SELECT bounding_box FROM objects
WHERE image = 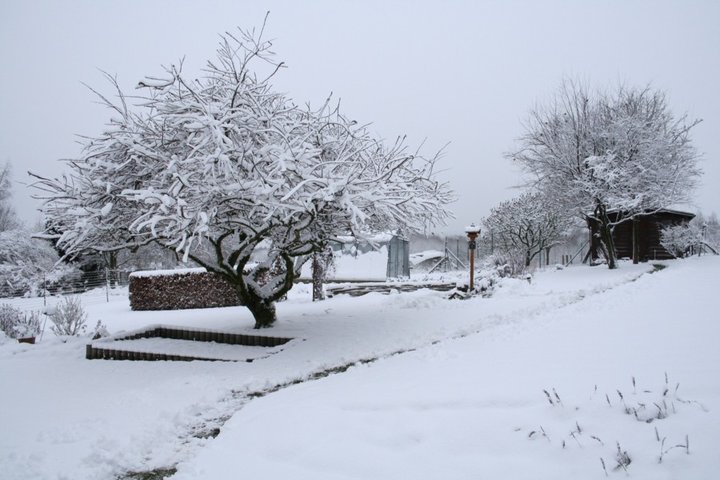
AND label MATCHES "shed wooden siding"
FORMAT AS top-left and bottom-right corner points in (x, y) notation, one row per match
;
(590, 210), (694, 262)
